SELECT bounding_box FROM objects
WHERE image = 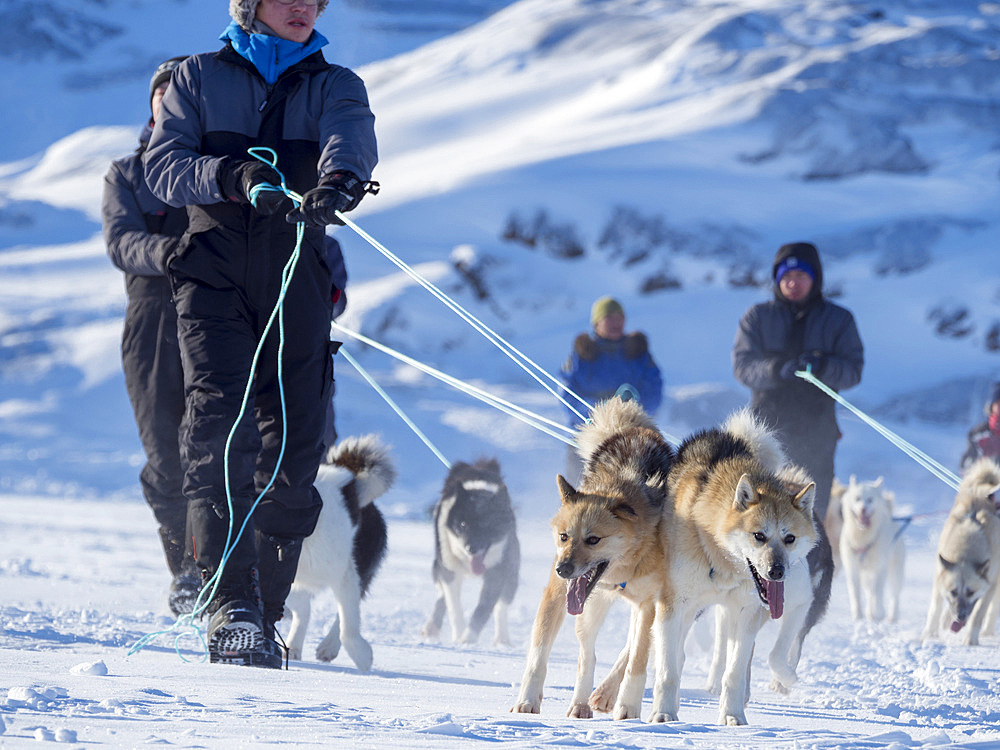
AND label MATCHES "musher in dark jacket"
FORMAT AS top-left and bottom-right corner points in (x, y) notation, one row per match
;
(144, 0), (377, 668)
(732, 242), (864, 521)
(103, 57), (199, 617)
(960, 382), (1000, 472)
